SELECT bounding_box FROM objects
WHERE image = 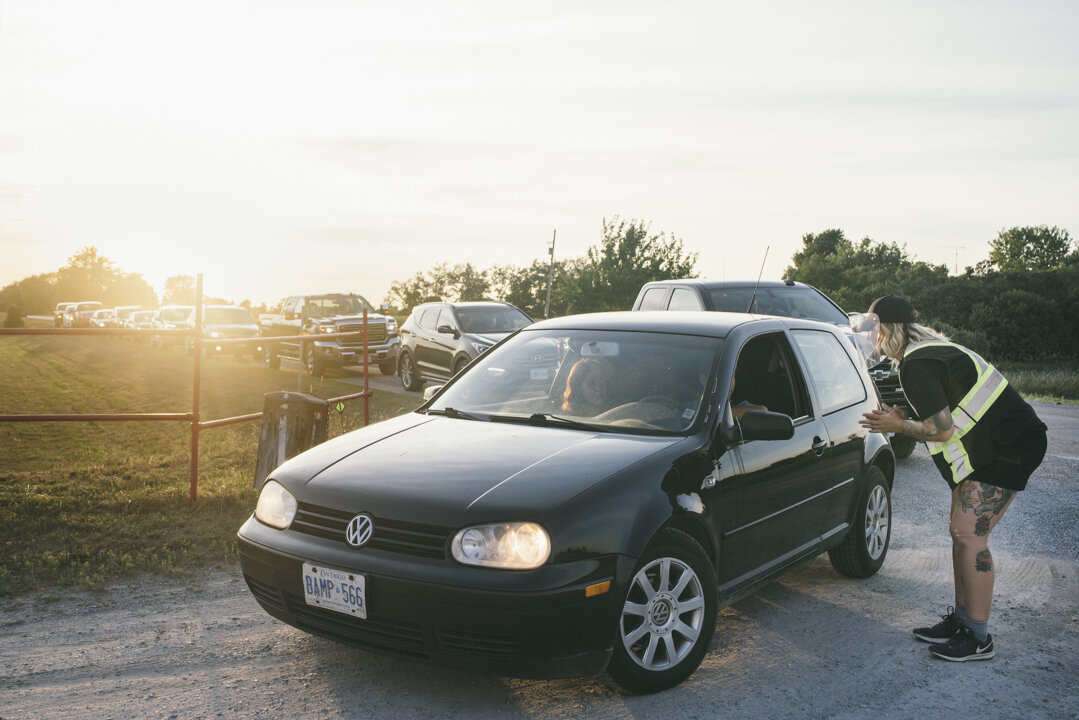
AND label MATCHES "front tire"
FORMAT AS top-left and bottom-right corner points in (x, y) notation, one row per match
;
(828, 465), (891, 578)
(452, 356), (469, 376)
(399, 352), (421, 391)
(603, 529), (717, 695)
(378, 360), (396, 376)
